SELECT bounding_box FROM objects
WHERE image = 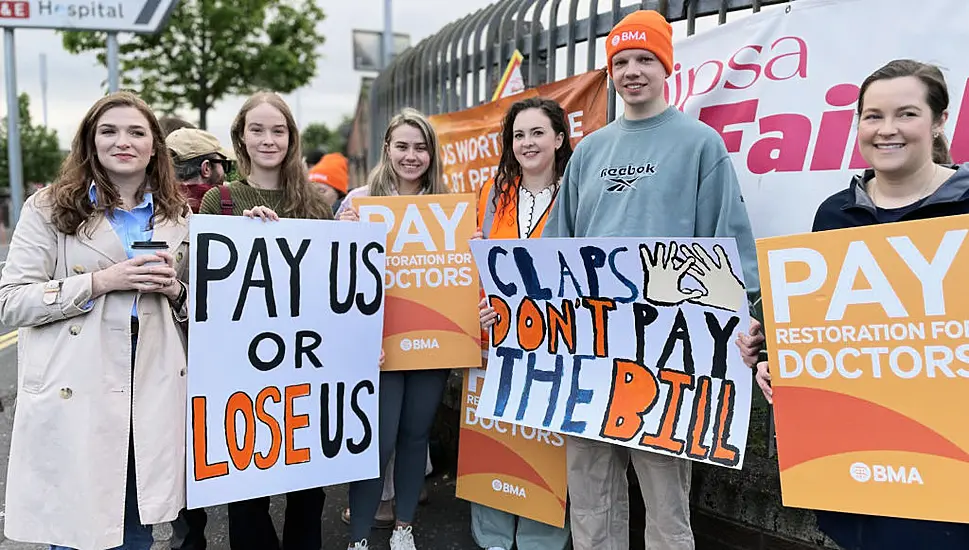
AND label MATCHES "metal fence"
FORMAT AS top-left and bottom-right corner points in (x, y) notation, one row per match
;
(365, 0), (793, 167)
